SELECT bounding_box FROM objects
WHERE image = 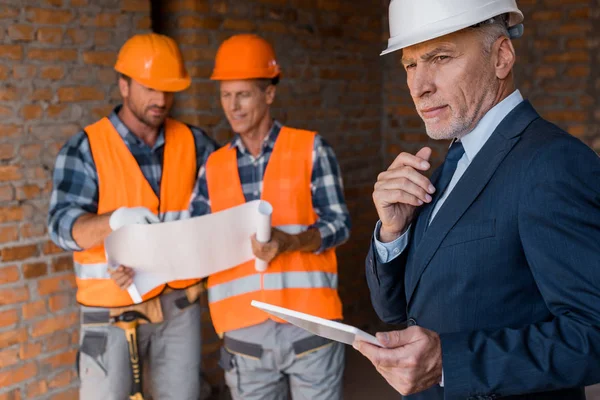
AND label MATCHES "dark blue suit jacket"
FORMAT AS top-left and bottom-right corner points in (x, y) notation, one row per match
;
(366, 101), (600, 400)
